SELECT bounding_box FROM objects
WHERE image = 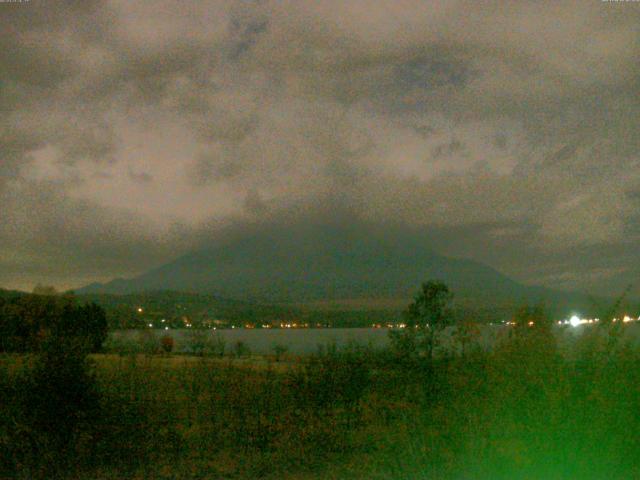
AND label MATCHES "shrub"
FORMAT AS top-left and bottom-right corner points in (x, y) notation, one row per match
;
(272, 343), (289, 362)
(137, 329), (159, 355)
(160, 336), (174, 354)
(103, 334), (137, 355)
(185, 330), (226, 357)
(233, 340), (250, 358)
(209, 333), (226, 357)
